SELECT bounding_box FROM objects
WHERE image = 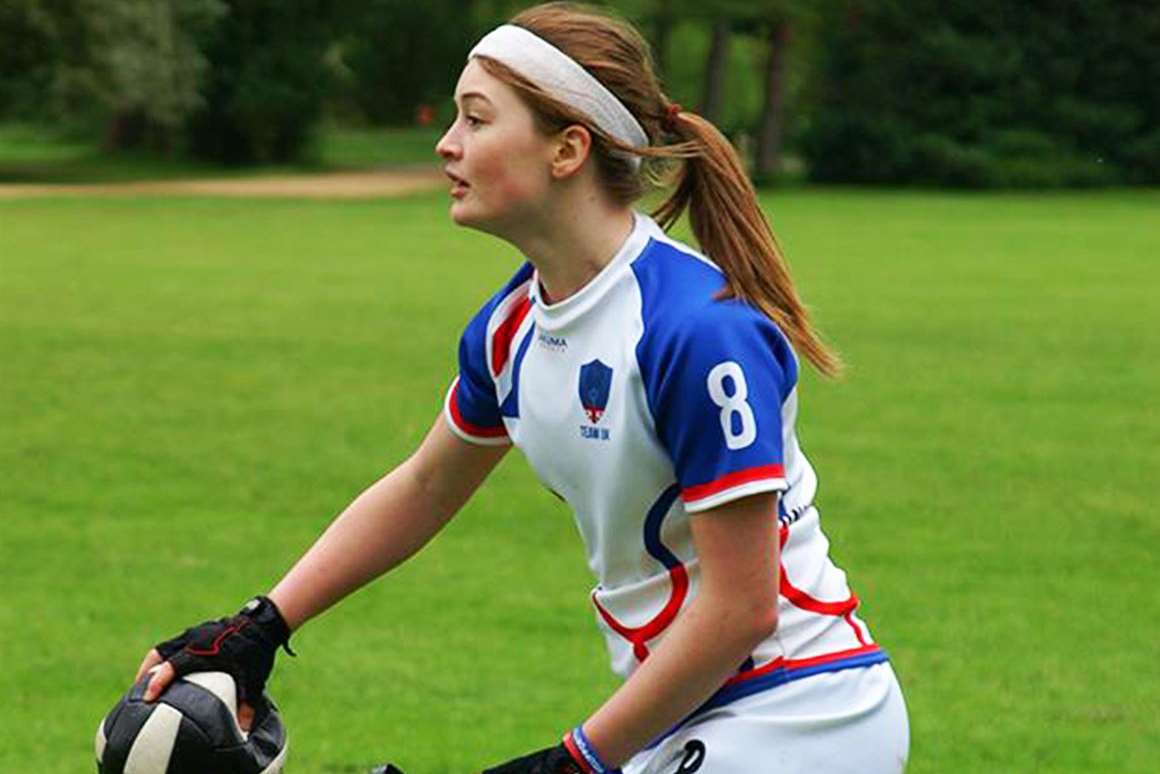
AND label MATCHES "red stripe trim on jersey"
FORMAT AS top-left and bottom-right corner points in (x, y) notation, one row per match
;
(777, 522), (860, 617)
(681, 464), (786, 504)
(592, 564), (689, 662)
(723, 643), (883, 686)
(844, 611), (869, 646)
(490, 295), (532, 376)
(447, 378), (508, 439)
(780, 572), (860, 617)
